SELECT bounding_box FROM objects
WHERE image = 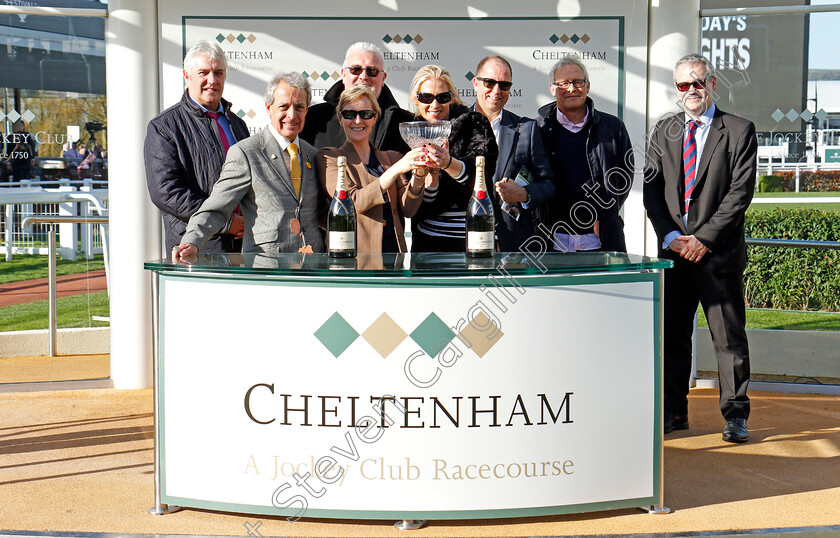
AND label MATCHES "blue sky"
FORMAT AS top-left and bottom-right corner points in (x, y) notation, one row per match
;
(809, 1), (840, 70)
